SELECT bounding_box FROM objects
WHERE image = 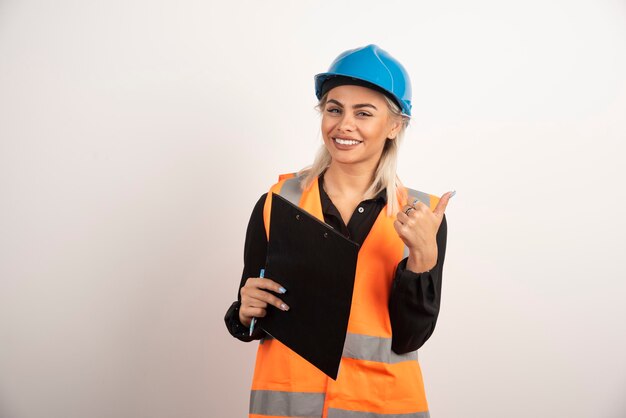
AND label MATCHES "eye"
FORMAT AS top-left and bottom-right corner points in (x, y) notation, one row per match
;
(356, 111), (372, 117)
(326, 107), (341, 114)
